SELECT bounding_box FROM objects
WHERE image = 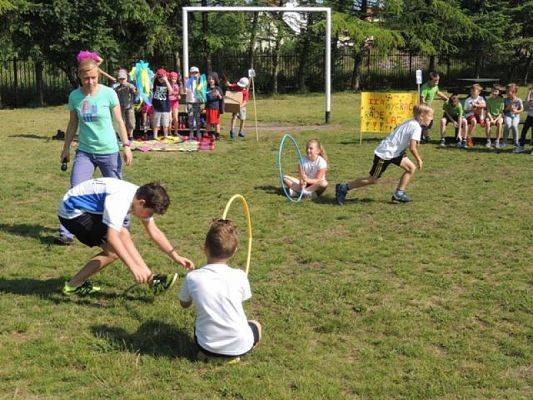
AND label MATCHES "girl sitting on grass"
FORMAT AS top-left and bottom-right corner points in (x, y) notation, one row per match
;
(283, 139), (328, 200)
